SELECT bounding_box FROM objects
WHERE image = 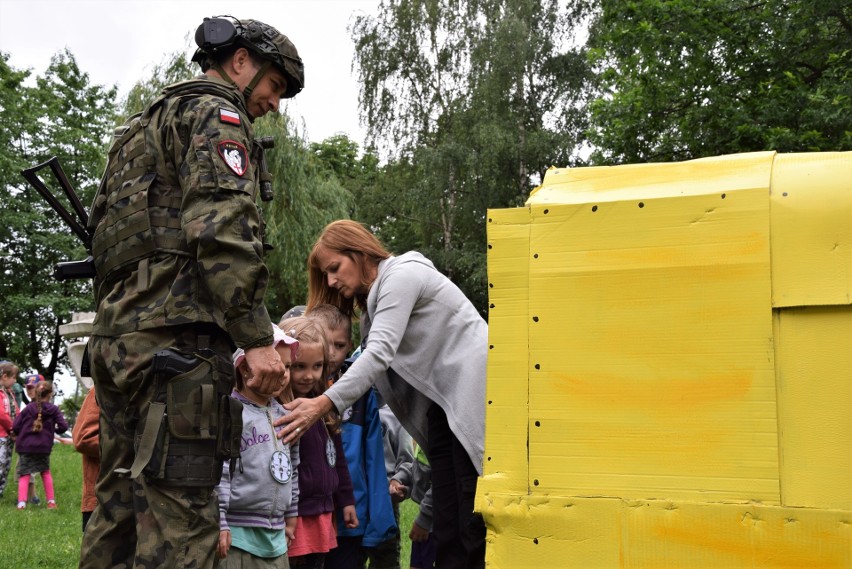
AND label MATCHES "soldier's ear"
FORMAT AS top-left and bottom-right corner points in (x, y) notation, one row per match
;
(227, 48), (253, 76)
